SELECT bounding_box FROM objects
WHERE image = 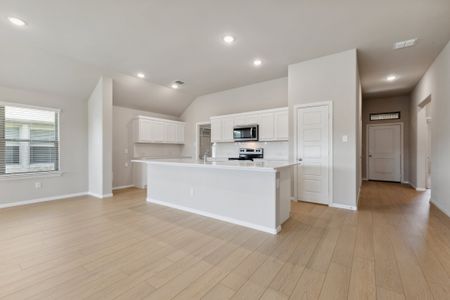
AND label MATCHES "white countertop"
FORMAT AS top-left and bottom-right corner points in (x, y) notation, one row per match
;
(132, 158), (299, 172)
